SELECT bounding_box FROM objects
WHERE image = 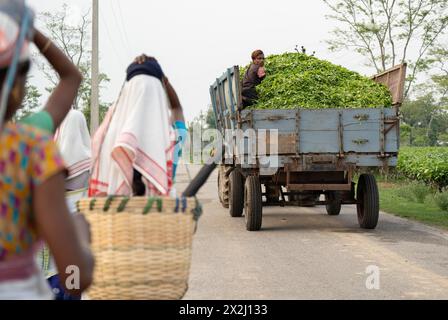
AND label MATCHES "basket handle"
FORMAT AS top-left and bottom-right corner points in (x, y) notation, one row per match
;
(89, 199), (97, 211)
(117, 197), (130, 212)
(174, 197), (189, 213)
(103, 196), (115, 212)
(143, 197), (163, 215)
